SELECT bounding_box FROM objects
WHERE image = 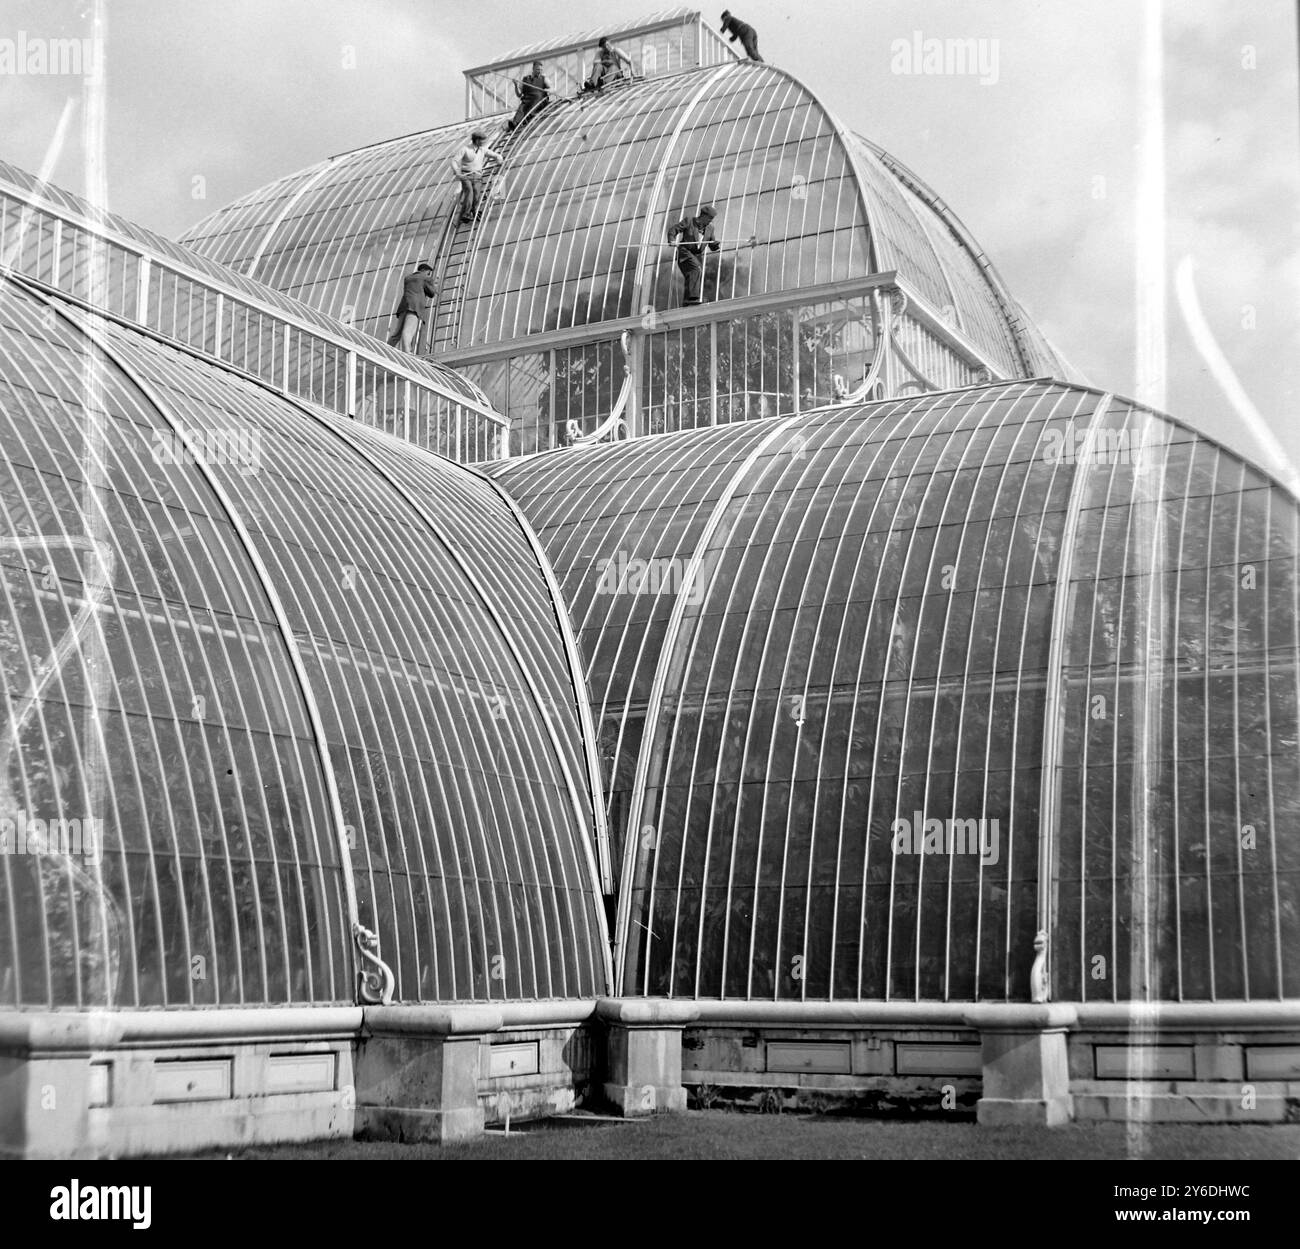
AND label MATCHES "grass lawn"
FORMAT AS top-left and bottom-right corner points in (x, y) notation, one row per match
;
(192, 1112), (1300, 1161)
